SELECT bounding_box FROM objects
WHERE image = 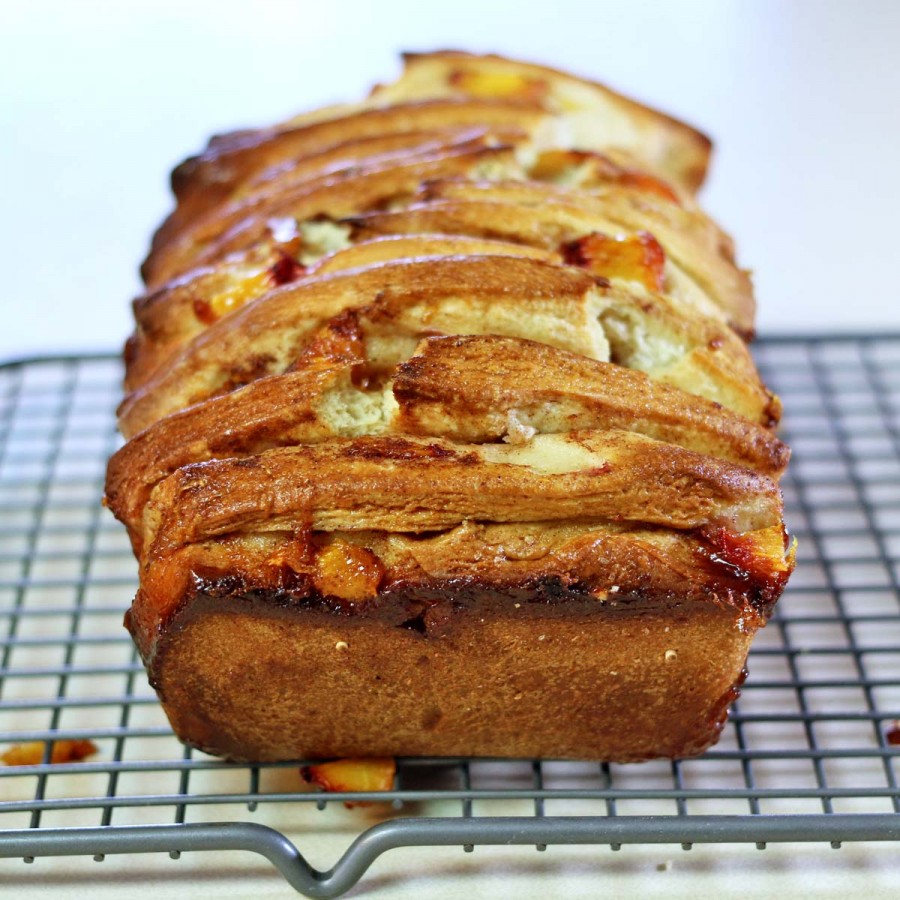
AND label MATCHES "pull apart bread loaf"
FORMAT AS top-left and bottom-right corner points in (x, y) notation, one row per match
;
(106, 51), (795, 763)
